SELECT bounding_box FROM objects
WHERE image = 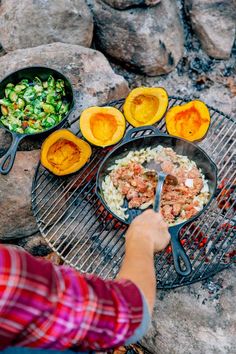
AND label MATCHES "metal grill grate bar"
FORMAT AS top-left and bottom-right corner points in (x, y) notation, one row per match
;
(46, 183), (97, 242)
(39, 154), (101, 225)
